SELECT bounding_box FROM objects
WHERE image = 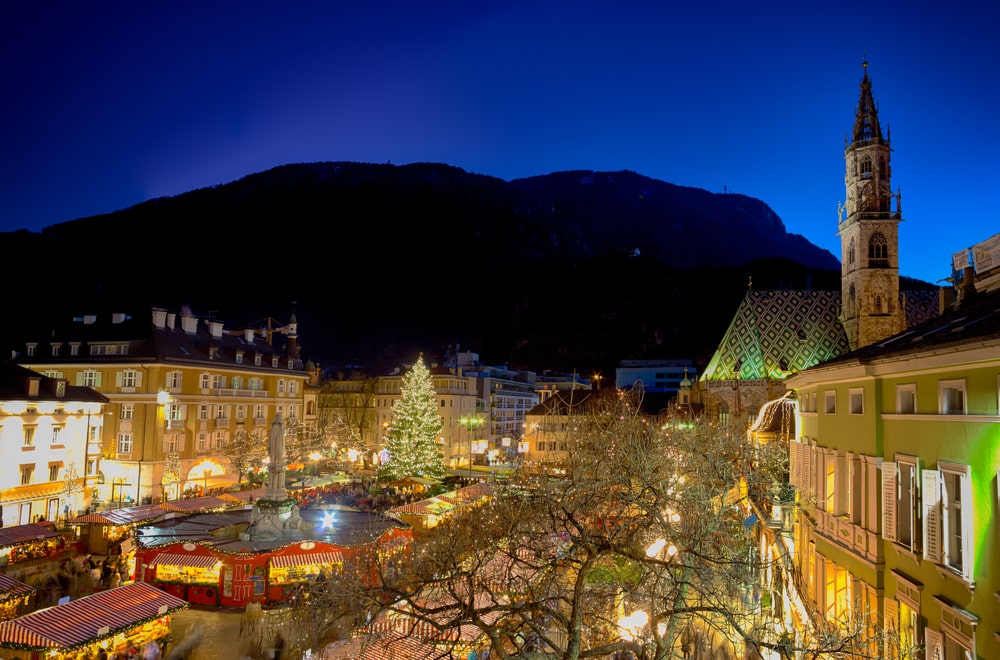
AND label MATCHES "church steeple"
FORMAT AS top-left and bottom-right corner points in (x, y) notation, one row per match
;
(839, 60), (903, 350)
